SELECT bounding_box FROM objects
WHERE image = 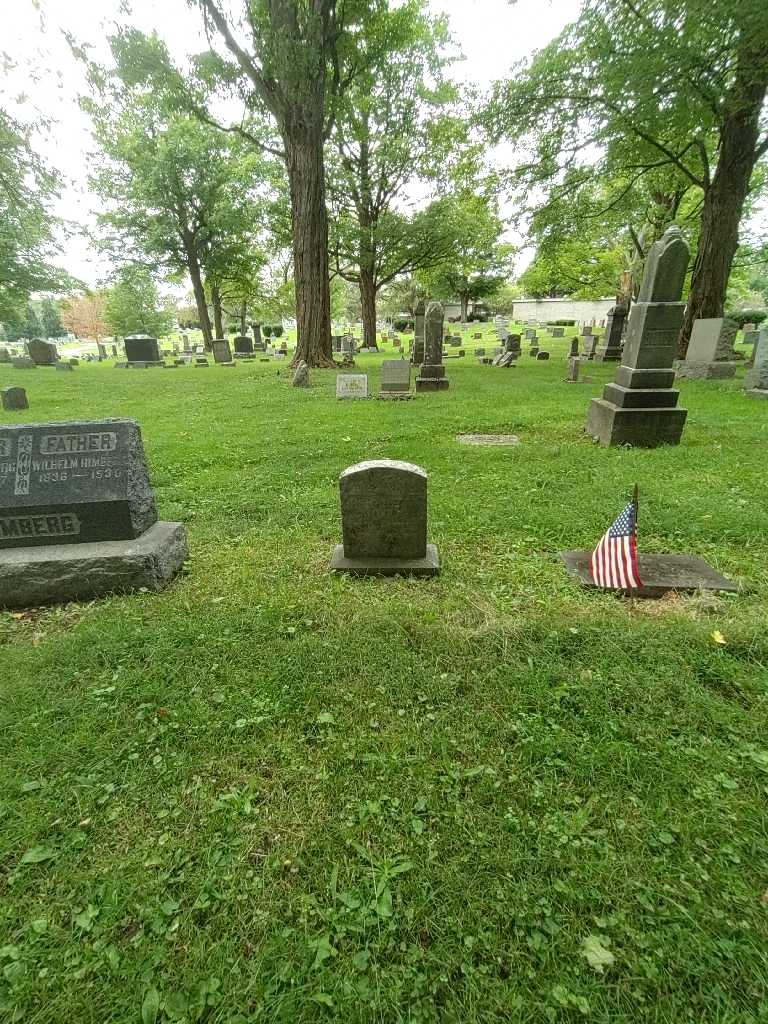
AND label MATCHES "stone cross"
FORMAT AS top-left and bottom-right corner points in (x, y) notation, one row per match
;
(330, 460), (440, 575)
